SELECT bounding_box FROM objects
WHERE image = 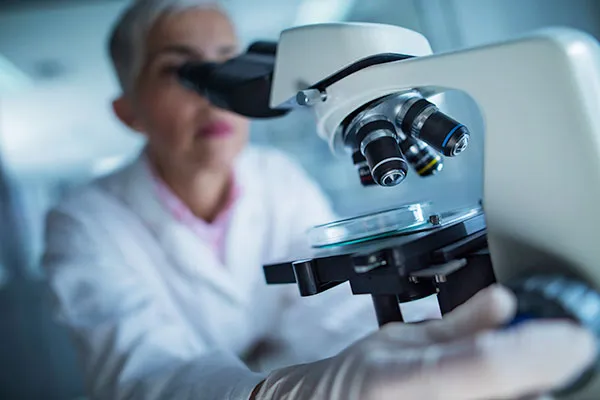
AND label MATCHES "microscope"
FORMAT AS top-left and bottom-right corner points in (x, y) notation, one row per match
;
(179, 23), (600, 398)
